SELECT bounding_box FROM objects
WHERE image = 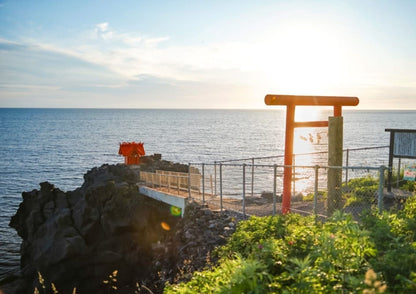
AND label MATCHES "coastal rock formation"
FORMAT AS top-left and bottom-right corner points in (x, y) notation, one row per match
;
(8, 161), (238, 293)
(148, 202), (239, 292)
